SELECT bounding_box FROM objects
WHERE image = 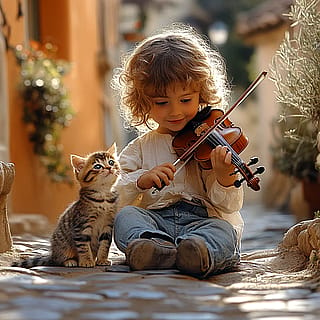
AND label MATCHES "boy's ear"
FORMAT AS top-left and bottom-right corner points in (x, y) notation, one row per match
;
(70, 155), (86, 173)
